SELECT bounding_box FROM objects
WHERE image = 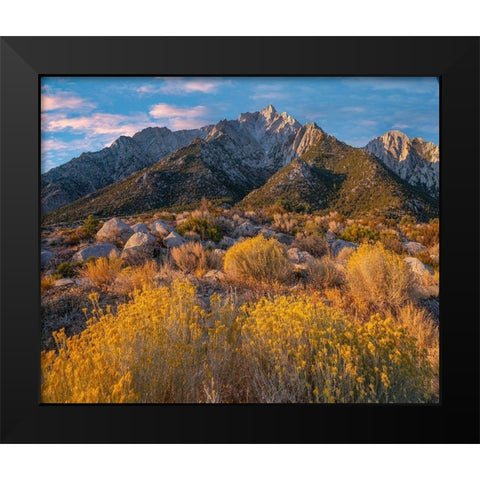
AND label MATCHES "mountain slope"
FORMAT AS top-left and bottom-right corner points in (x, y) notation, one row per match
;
(41, 125), (214, 213)
(42, 107), (326, 223)
(364, 130), (439, 198)
(241, 128), (438, 220)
